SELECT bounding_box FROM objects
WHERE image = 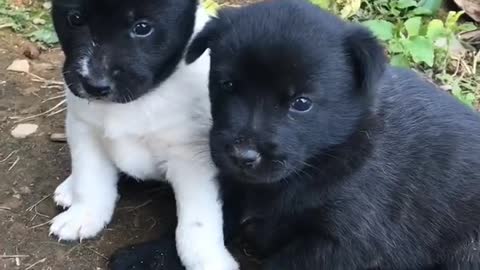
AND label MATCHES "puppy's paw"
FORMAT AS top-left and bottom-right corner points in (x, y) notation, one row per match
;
(176, 225), (239, 270)
(182, 247), (239, 270)
(53, 175), (74, 209)
(49, 203), (113, 241)
(109, 236), (185, 270)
